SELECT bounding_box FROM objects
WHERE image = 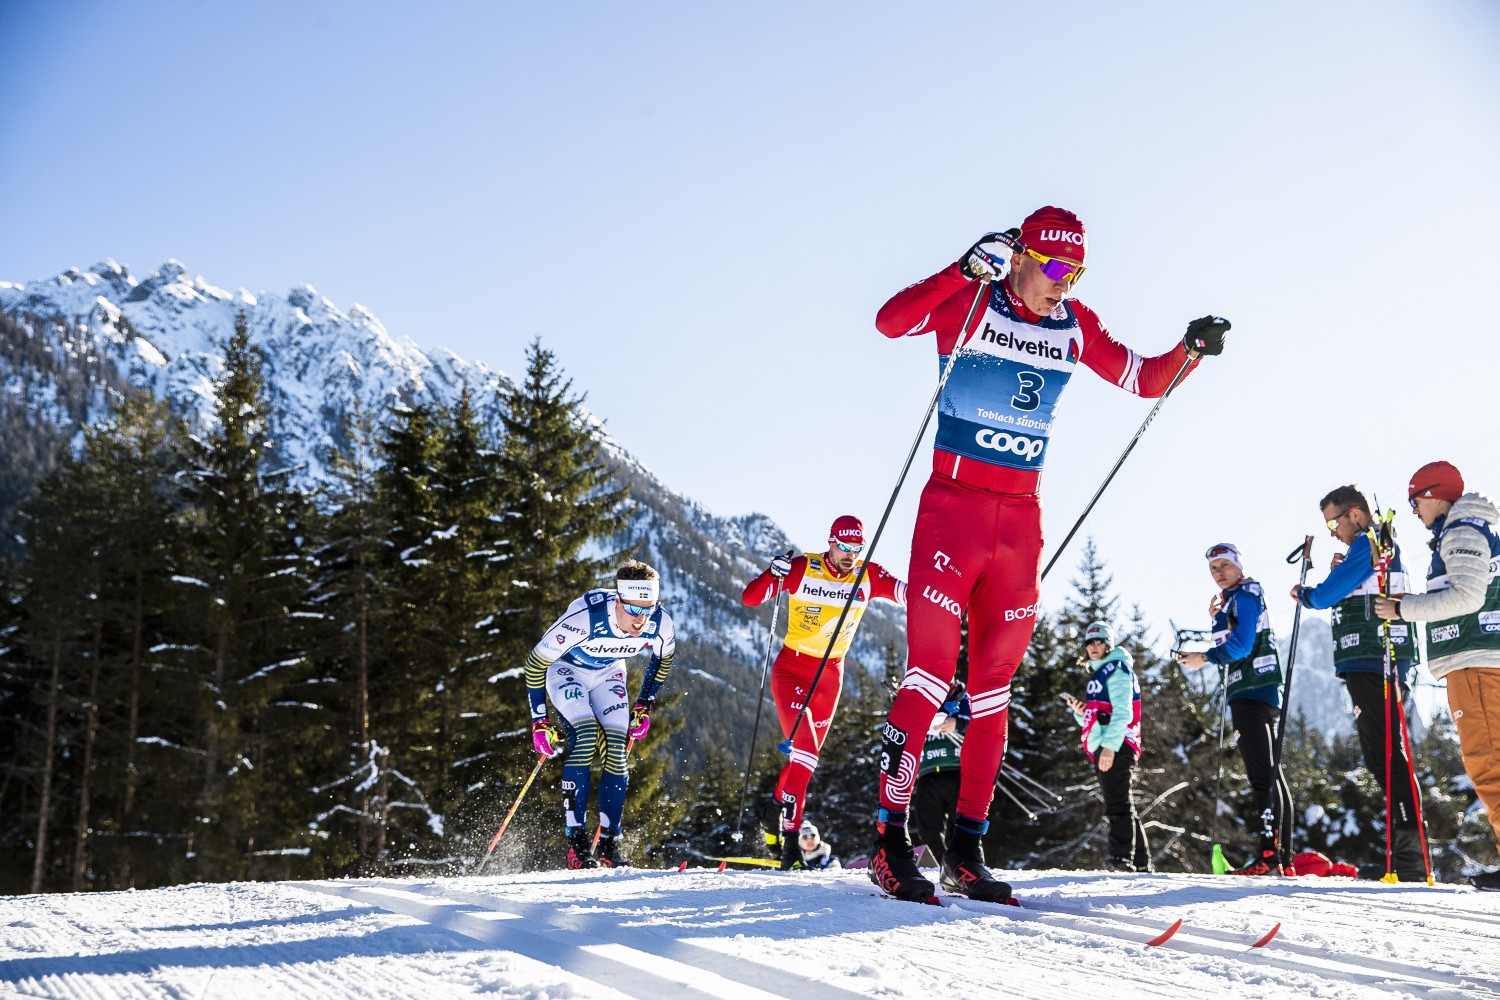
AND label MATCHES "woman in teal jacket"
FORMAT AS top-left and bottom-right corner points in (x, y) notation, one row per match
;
(1064, 622), (1151, 873)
